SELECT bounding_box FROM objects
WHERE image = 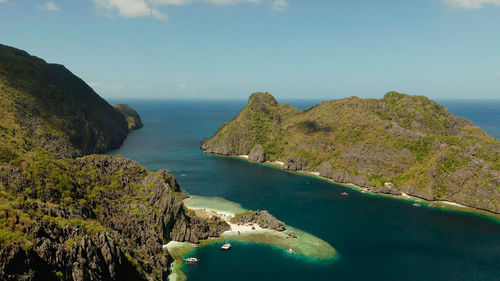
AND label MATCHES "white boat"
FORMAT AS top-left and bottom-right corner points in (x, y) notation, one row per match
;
(221, 243), (232, 250)
(184, 257), (199, 264)
(287, 248), (295, 254)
